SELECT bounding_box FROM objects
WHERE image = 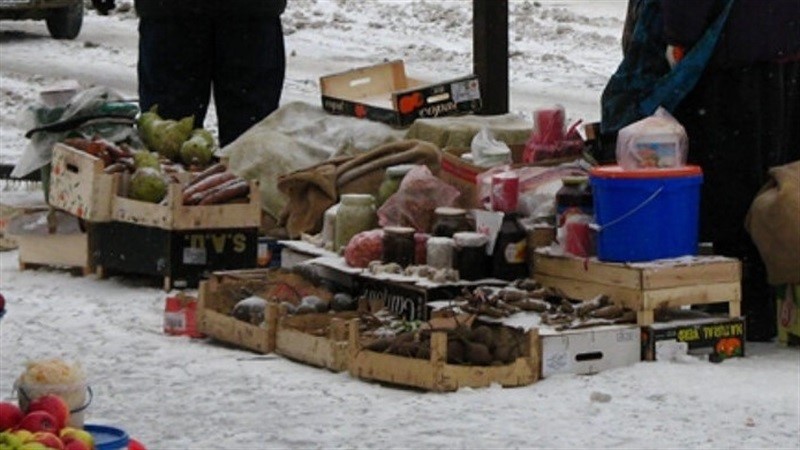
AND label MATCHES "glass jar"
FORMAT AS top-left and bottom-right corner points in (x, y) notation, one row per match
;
(426, 236), (455, 269)
(431, 207), (471, 237)
(334, 194), (377, 251)
(382, 226), (416, 267)
(453, 232), (490, 281)
(376, 164), (415, 207)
